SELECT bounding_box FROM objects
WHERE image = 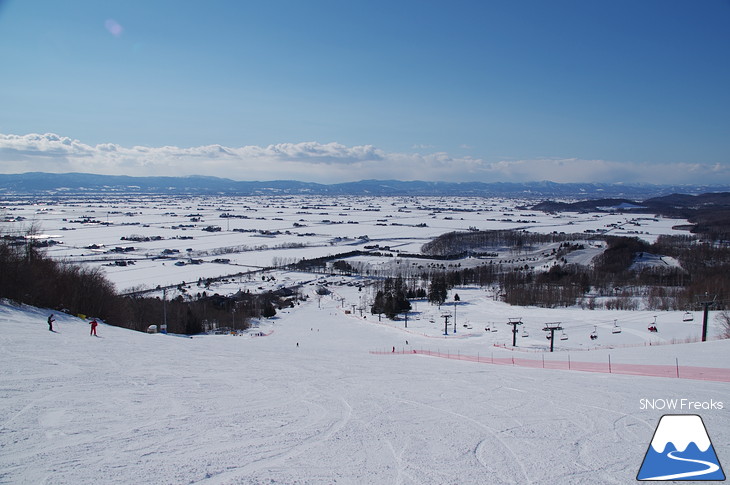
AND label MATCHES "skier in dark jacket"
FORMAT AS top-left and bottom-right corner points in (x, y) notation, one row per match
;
(48, 314), (55, 331)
